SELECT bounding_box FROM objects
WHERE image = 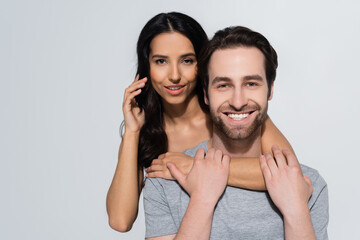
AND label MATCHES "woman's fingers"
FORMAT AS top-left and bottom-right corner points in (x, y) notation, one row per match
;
(123, 89), (142, 111)
(150, 159), (163, 165)
(133, 74), (139, 83)
(146, 170), (173, 180)
(145, 159), (165, 172)
(123, 78), (147, 104)
(145, 164), (163, 173)
(166, 163), (185, 184)
(124, 78), (147, 96)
